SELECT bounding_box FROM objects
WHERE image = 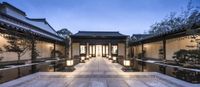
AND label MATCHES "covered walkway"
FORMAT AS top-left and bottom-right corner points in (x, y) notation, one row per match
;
(1, 58), (199, 87)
